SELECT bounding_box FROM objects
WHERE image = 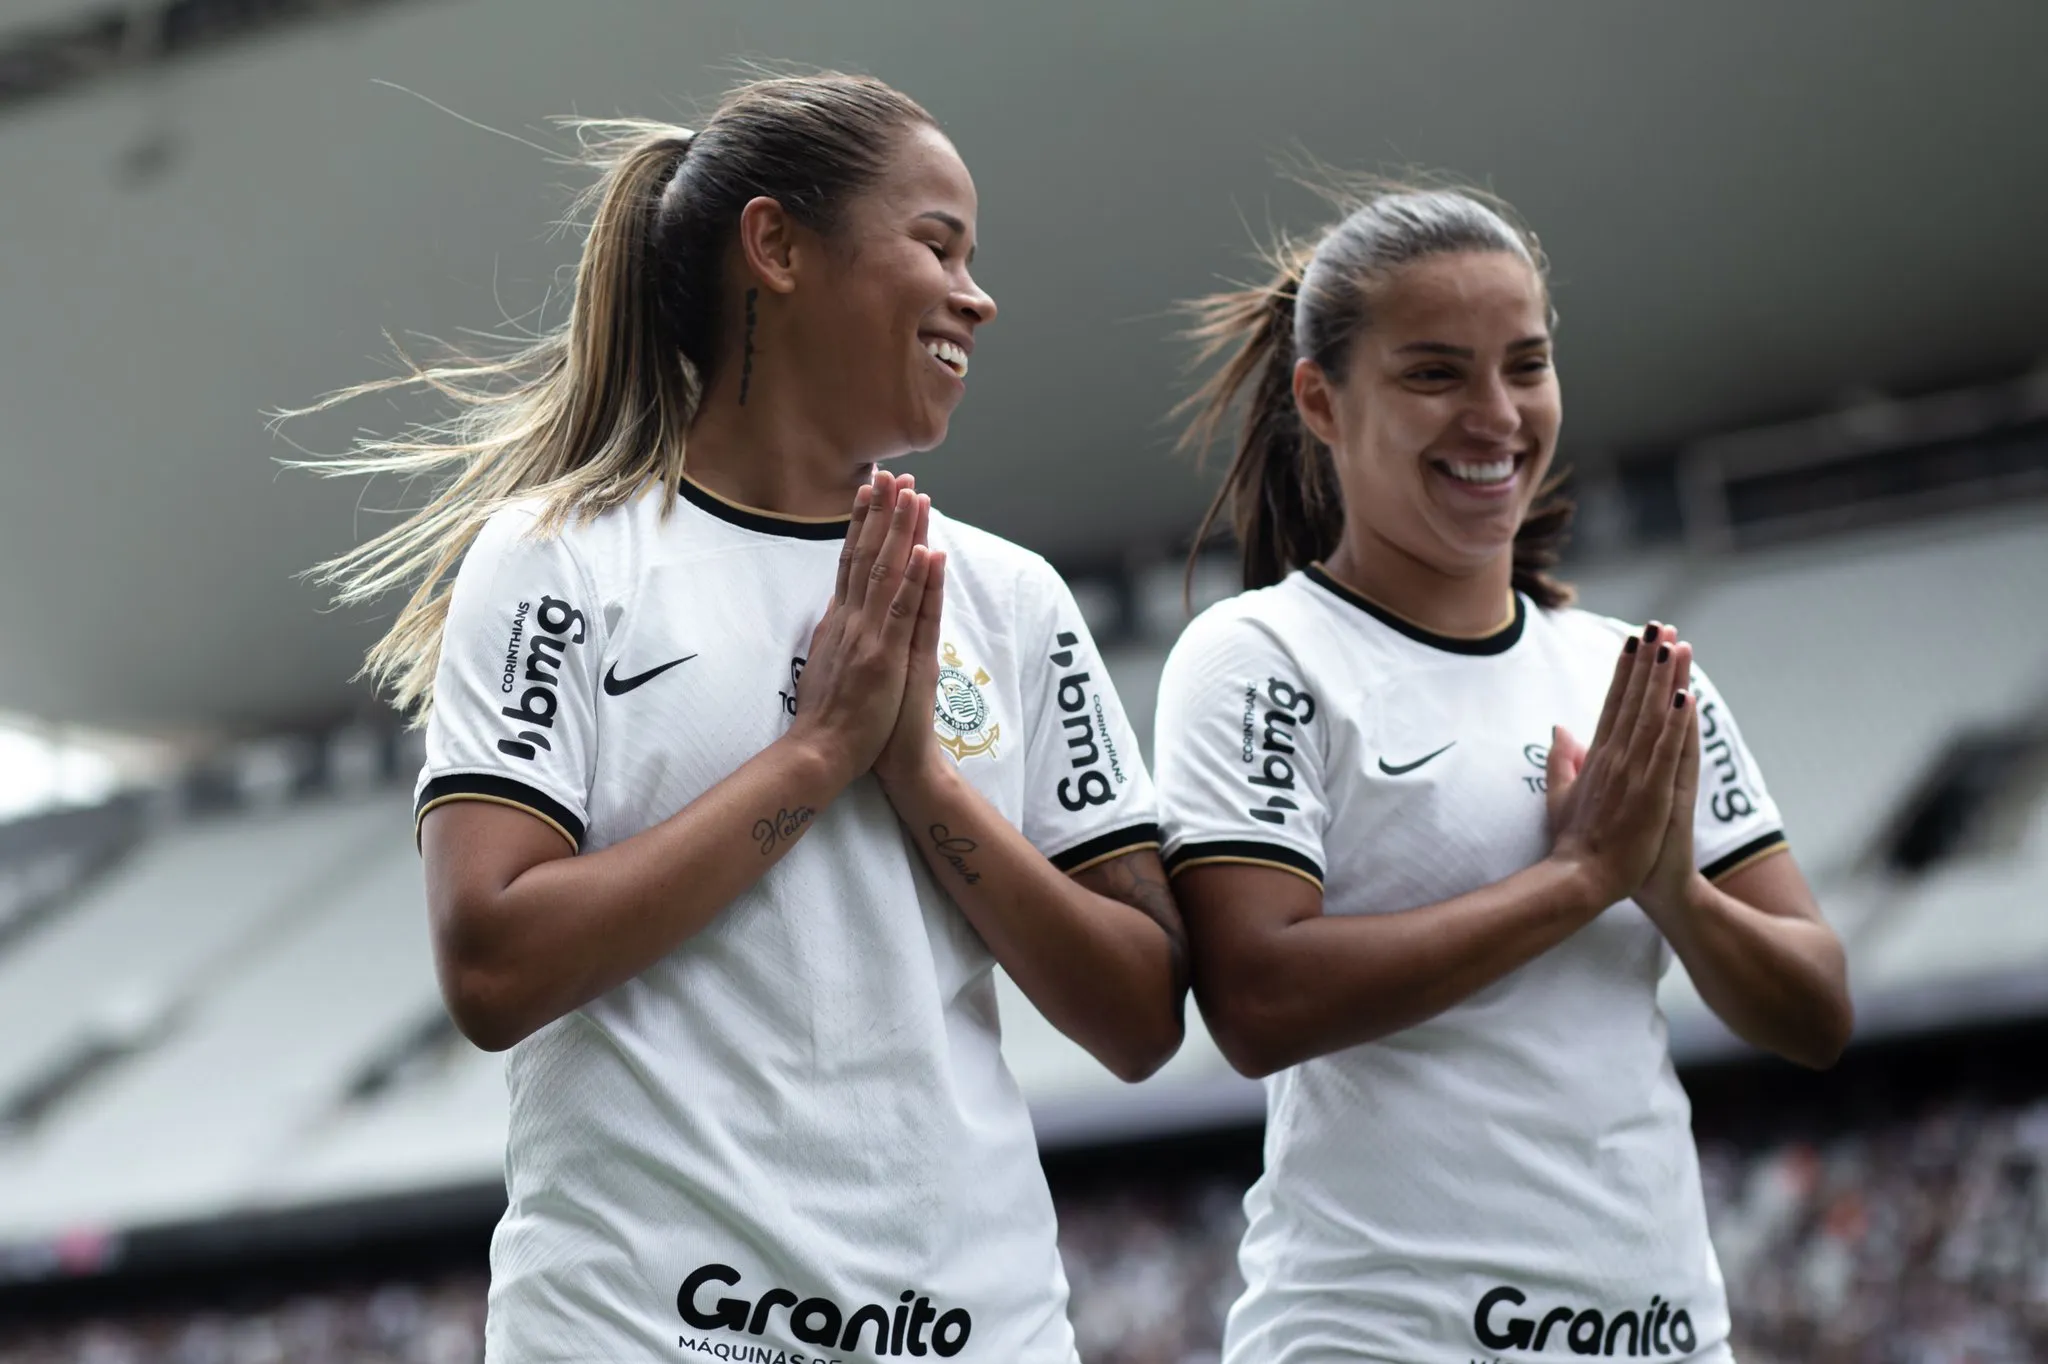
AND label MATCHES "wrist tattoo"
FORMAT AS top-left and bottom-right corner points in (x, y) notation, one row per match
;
(754, 806), (813, 855)
(928, 823), (981, 885)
